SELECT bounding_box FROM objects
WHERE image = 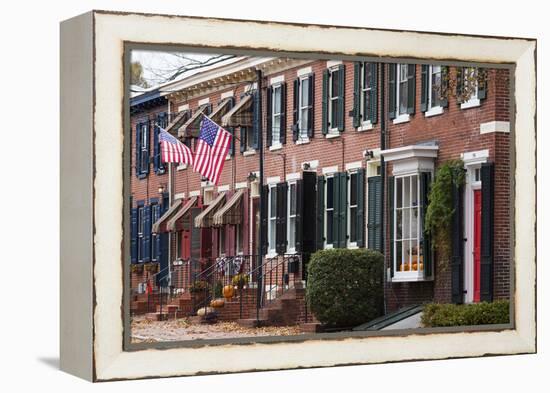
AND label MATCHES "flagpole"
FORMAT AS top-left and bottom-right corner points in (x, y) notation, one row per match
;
(256, 68), (264, 322)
